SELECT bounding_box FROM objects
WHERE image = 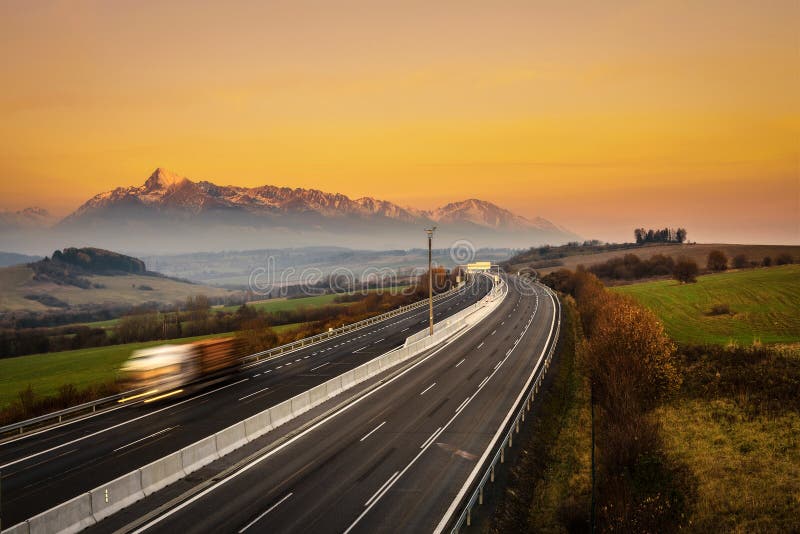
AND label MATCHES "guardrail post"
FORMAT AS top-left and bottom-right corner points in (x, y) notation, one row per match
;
(500, 446), (505, 464)
(490, 464), (495, 482)
(515, 419), (520, 433)
(479, 485), (484, 505)
(466, 506), (471, 526)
